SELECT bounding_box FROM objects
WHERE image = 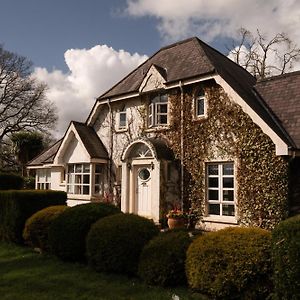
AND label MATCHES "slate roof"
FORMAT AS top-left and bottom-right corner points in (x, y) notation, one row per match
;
(27, 121), (108, 166)
(27, 139), (62, 166)
(98, 36), (296, 149)
(255, 71), (300, 149)
(72, 121), (108, 159)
